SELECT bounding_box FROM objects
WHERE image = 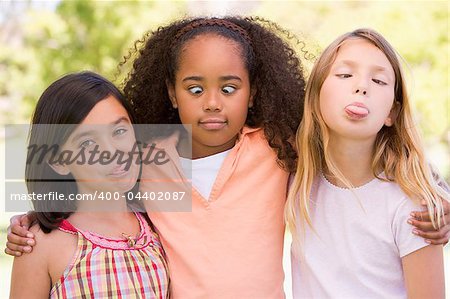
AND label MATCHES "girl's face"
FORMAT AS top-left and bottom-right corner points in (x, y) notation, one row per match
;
(168, 33), (254, 158)
(52, 96), (139, 194)
(319, 39), (397, 141)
